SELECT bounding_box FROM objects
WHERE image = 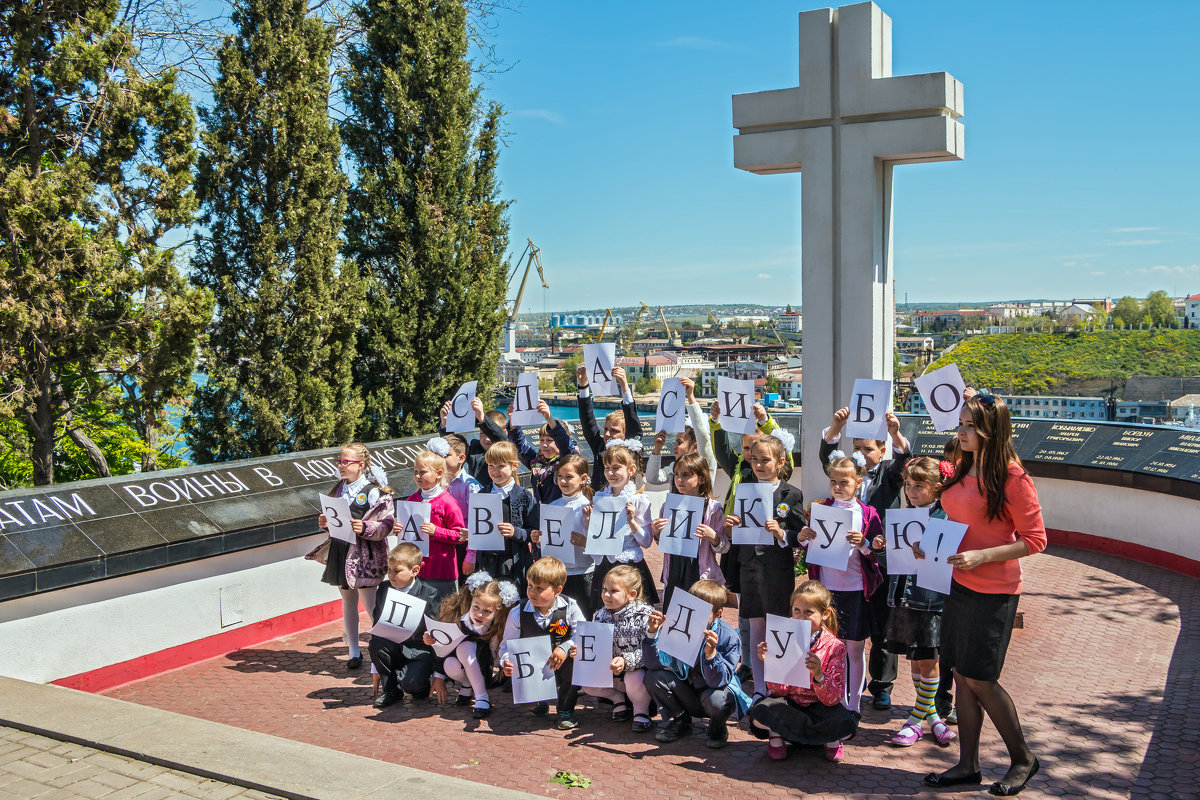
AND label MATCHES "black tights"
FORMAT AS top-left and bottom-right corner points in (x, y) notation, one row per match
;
(945, 670), (1035, 784)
